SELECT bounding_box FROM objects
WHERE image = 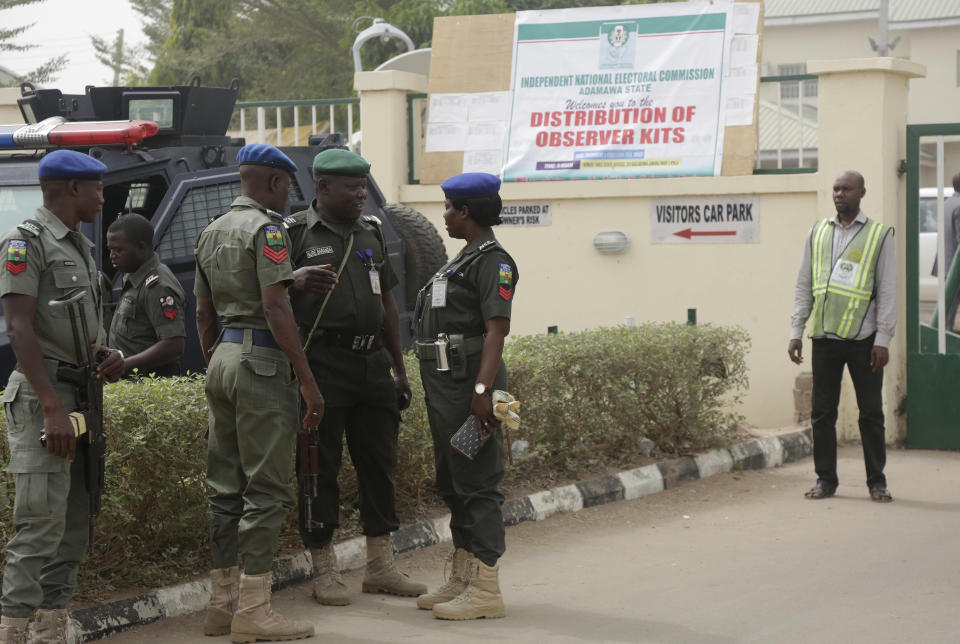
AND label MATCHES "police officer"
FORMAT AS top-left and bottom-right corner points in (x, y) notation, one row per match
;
(99, 213), (185, 379)
(286, 148), (426, 605)
(0, 150), (123, 644)
(194, 144), (322, 642)
(414, 173), (518, 620)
